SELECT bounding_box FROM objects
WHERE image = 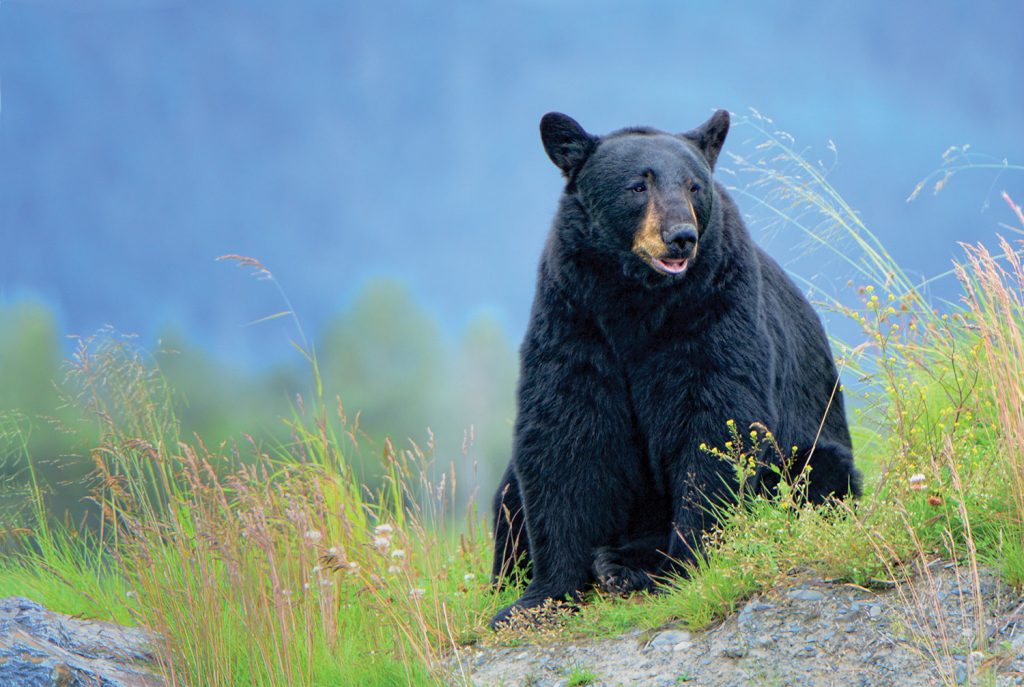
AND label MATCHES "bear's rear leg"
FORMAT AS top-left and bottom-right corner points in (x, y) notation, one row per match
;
(593, 534), (670, 594)
(801, 440), (862, 503)
(491, 465), (531, 588)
